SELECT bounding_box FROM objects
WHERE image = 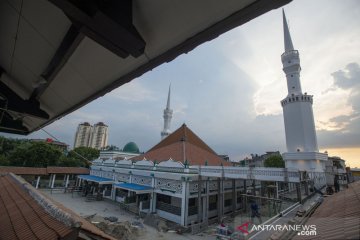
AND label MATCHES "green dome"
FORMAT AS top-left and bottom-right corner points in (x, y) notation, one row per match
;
(123, 142), (140, 153)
